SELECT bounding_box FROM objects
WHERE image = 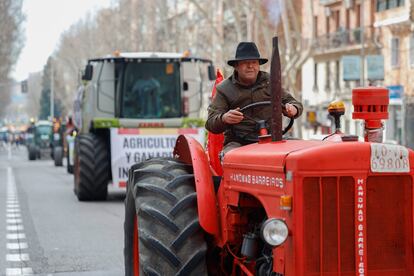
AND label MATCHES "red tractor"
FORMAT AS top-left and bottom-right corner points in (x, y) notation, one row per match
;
(124, 38), (414, 275)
